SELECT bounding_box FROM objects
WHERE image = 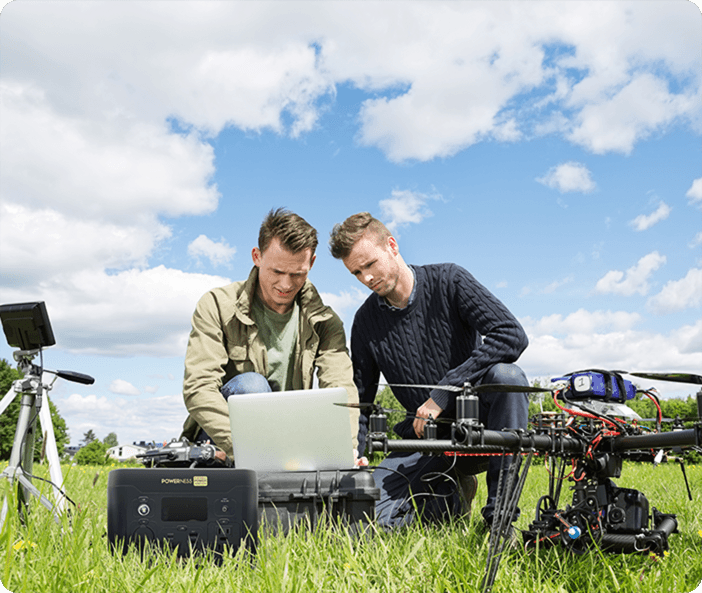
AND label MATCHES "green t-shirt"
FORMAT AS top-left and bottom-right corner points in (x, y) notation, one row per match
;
(250, 295), (300, 391)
